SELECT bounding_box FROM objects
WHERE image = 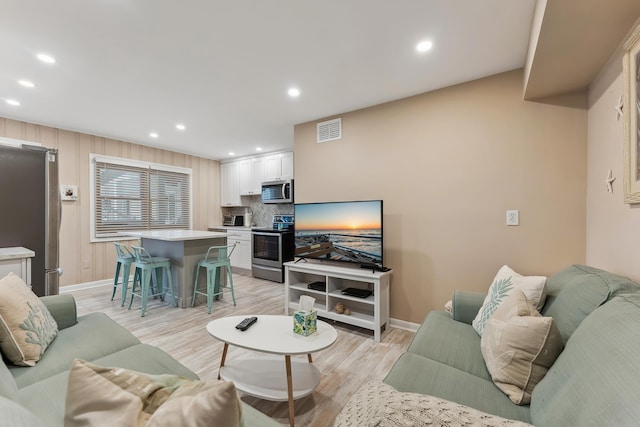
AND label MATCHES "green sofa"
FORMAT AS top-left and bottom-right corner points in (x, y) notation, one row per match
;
(0, 294), (280, 427)
(382, 264), (640, 426)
